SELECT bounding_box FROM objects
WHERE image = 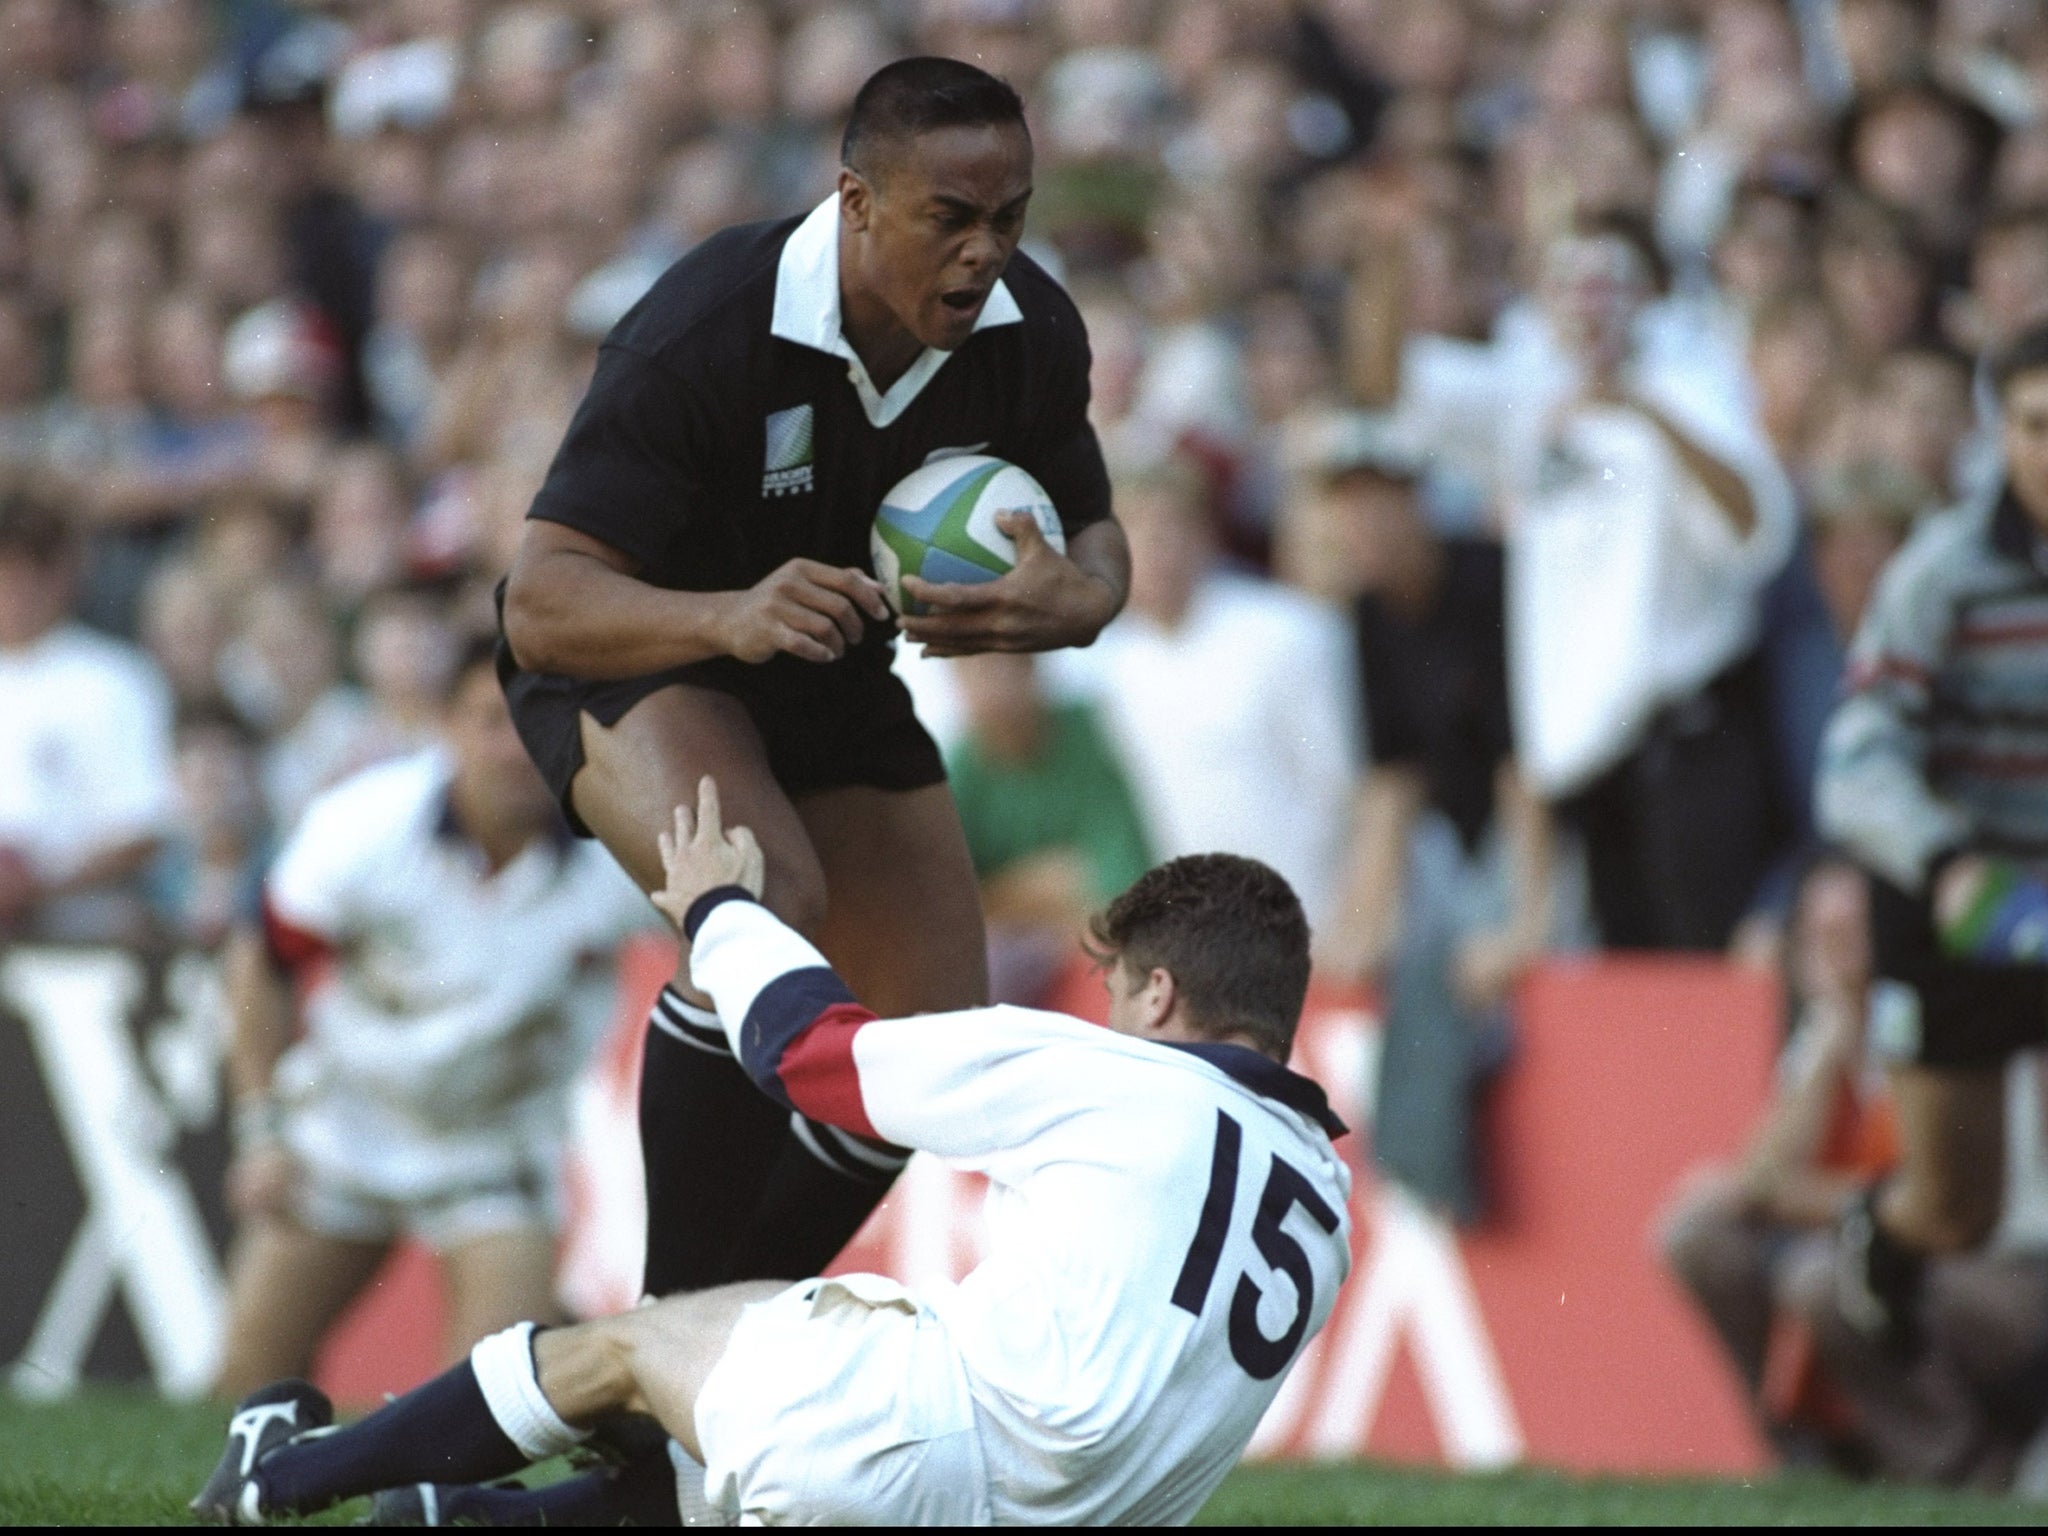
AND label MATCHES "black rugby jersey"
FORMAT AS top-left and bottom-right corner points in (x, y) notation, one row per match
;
(527, 194), (1113, 672)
